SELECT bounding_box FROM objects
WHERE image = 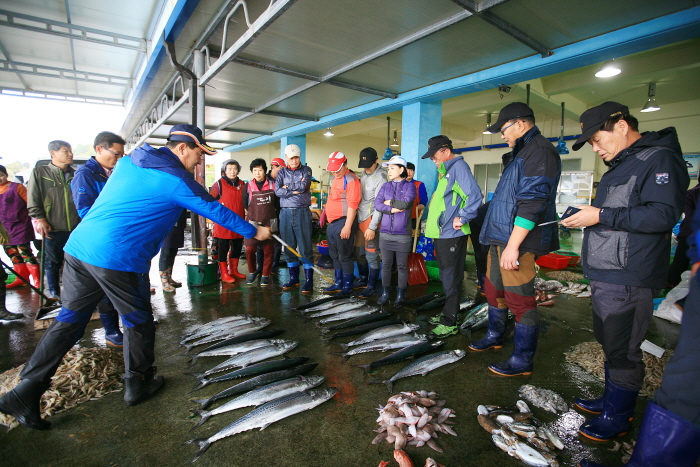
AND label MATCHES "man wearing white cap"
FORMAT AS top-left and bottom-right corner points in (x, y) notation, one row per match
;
(275, 144), (315, 293)
(322, 151), (361, 295)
